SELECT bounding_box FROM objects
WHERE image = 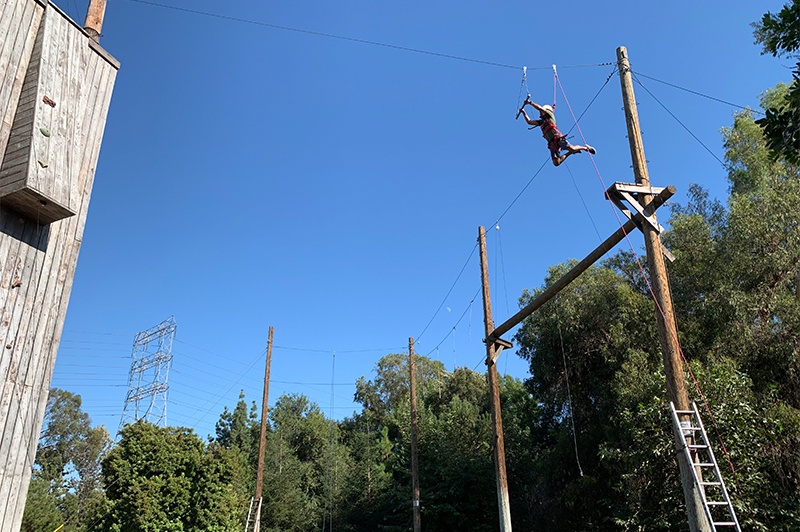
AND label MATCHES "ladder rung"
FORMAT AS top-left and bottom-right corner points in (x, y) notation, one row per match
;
(673, 409), (695, 414)
(700, 481), (721, 486)
(707, 501), (729, 506)
(713, 522), (737, 526)
(688, 444), (708, 449)
(694, 462), (715, 467)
